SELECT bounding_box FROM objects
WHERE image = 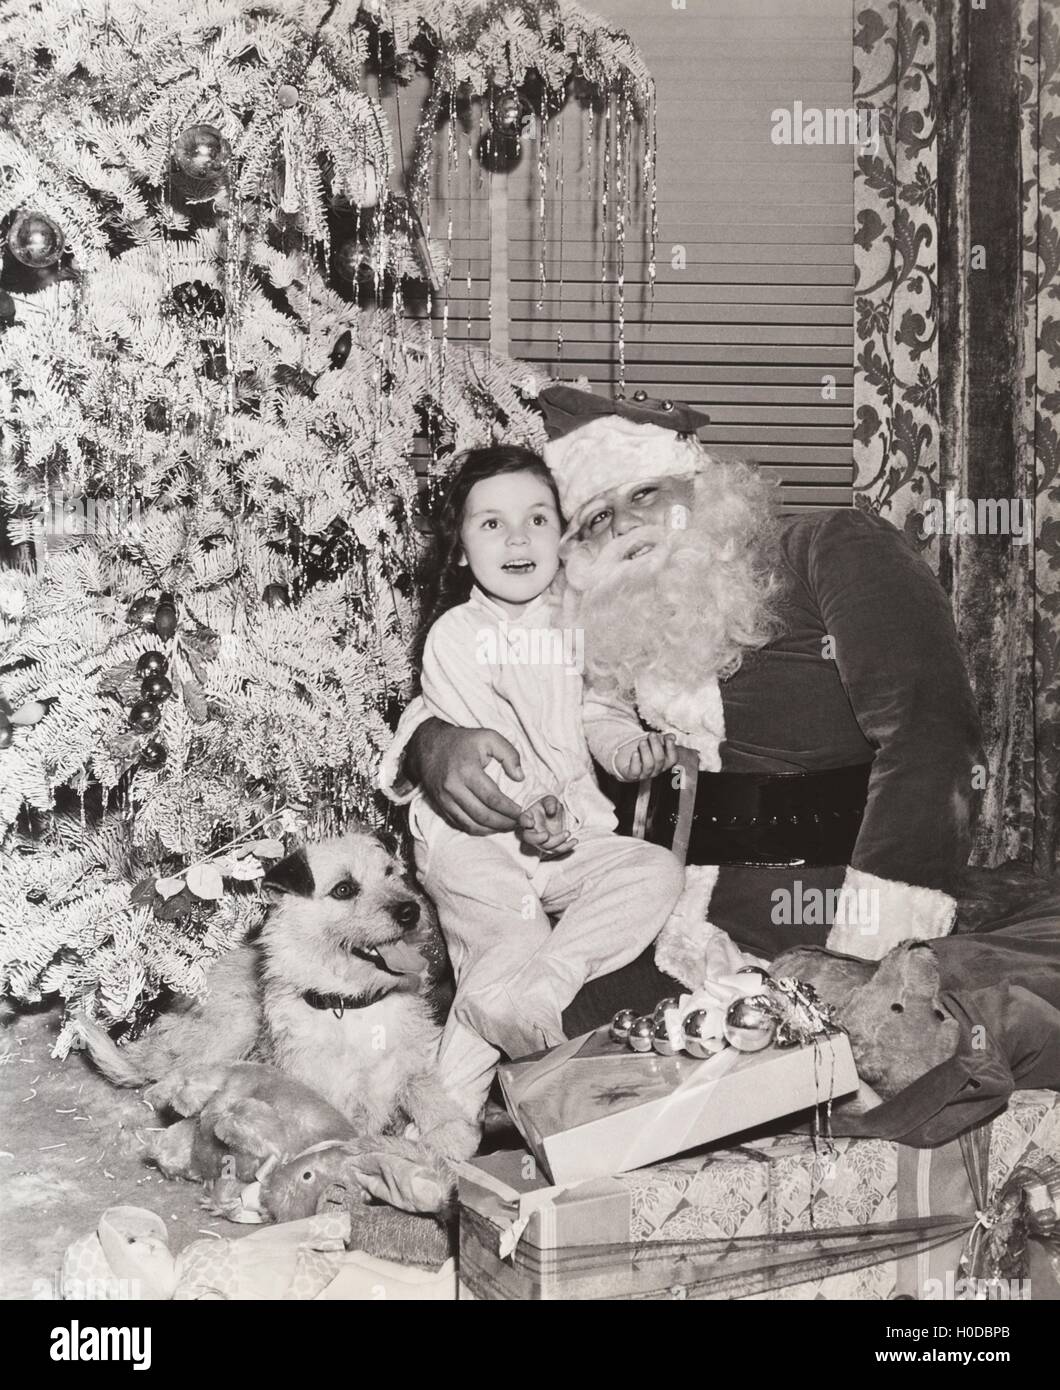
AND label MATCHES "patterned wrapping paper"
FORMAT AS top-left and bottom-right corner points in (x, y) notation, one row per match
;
(457, 1090), (1060, 1301)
